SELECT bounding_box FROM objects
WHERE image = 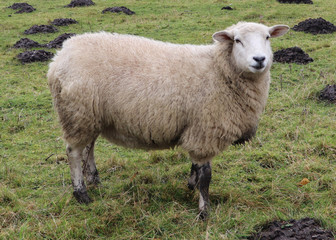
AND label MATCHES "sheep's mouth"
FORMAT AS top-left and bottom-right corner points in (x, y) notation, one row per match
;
(249, 64), (265, 73)
(251, 63), (265, 70)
